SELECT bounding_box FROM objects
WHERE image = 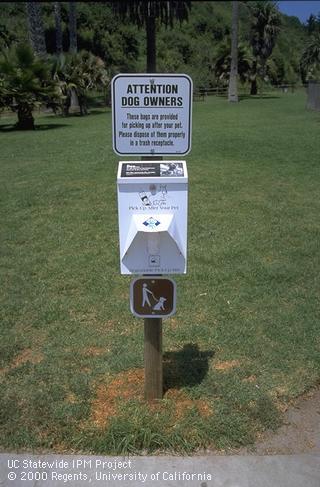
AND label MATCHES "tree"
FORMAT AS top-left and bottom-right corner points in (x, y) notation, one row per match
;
(214, 39), (253, 86)
(54, 2), (63, 54)
(52, 50), (109, 116)
(67, 2), (79, 112)
(228, 1), (239, 102)
(0, 76), (10, 112)
(248, 1), (281, 95)
(0, 23), (14, 50)
(306, 14), (320, 35)
(0, 45), (60, 129)
(69, 1), (77, 53)
(111, 1), (191, 72)
(25, 2), (46, 57)
(301, 32), (320, 80)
